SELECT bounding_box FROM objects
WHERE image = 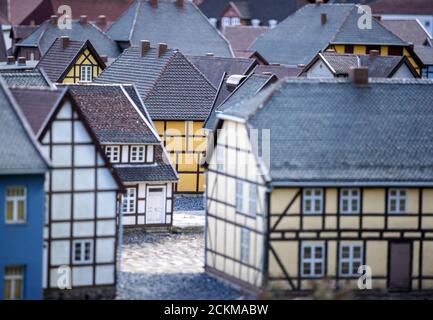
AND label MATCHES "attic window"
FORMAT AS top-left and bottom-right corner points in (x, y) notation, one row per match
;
(80, 65), (92, 82)
(344, 45), (354, 54)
